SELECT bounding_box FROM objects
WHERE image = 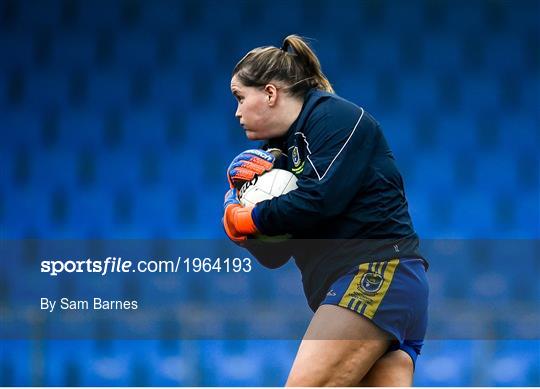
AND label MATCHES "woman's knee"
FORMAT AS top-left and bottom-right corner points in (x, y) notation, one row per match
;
(359, 349), (414, 386)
